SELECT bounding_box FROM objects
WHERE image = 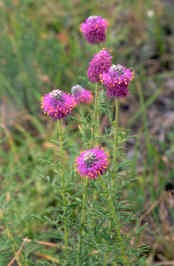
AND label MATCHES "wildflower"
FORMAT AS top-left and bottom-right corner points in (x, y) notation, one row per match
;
(88, 49), (112, 83)
(101, 64), (134, 98)
(76, 147), (109, 179)
(80, 16), (108, 44)
(41, 89), (76, 120)
(71, 84), (93, 104)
